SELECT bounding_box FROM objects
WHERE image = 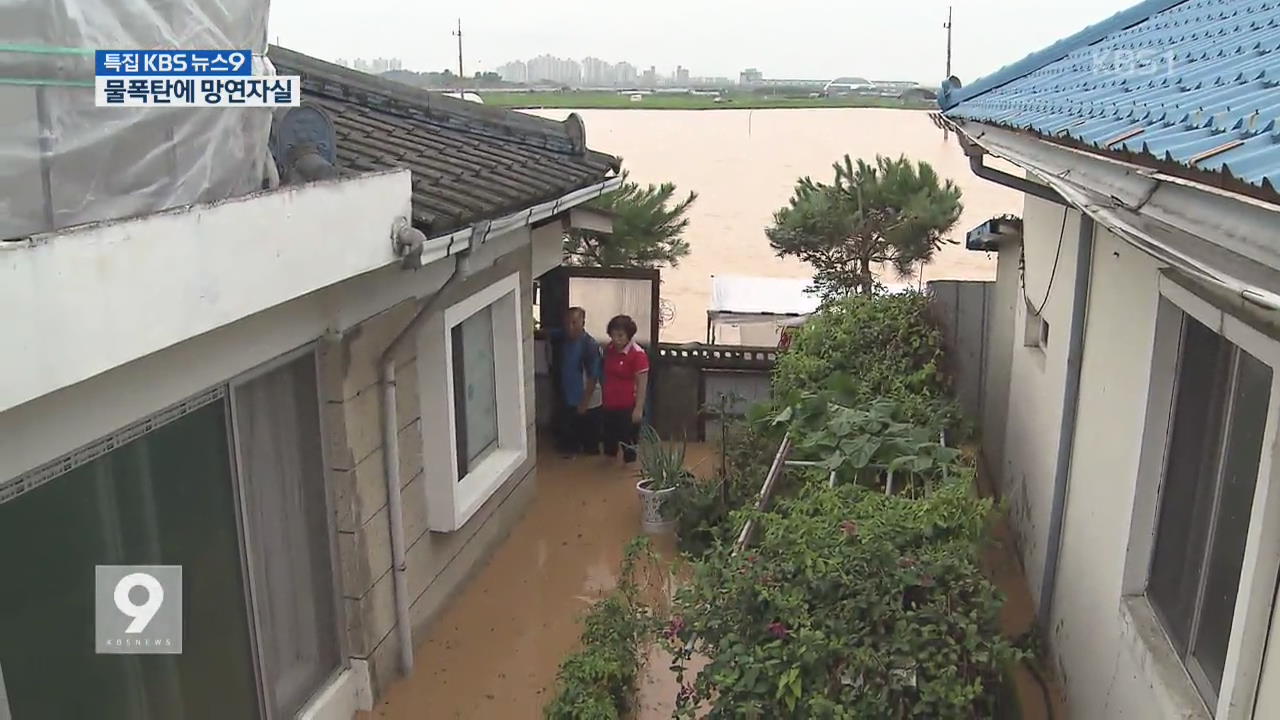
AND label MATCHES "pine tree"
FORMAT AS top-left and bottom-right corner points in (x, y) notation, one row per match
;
(767, 155), (963, 299)
(564, 172), (697, 269)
